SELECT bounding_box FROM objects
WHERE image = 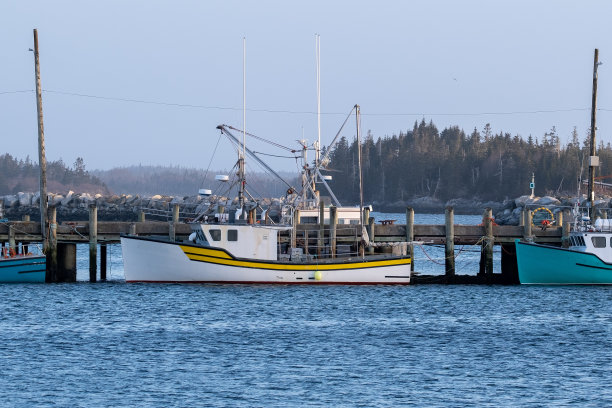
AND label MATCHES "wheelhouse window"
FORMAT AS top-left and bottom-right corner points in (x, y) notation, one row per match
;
(301, 216), (318, 224)
(209, 229), (222, 241)
(591, 236), (606, 248)
(228, 229), (238, 241)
